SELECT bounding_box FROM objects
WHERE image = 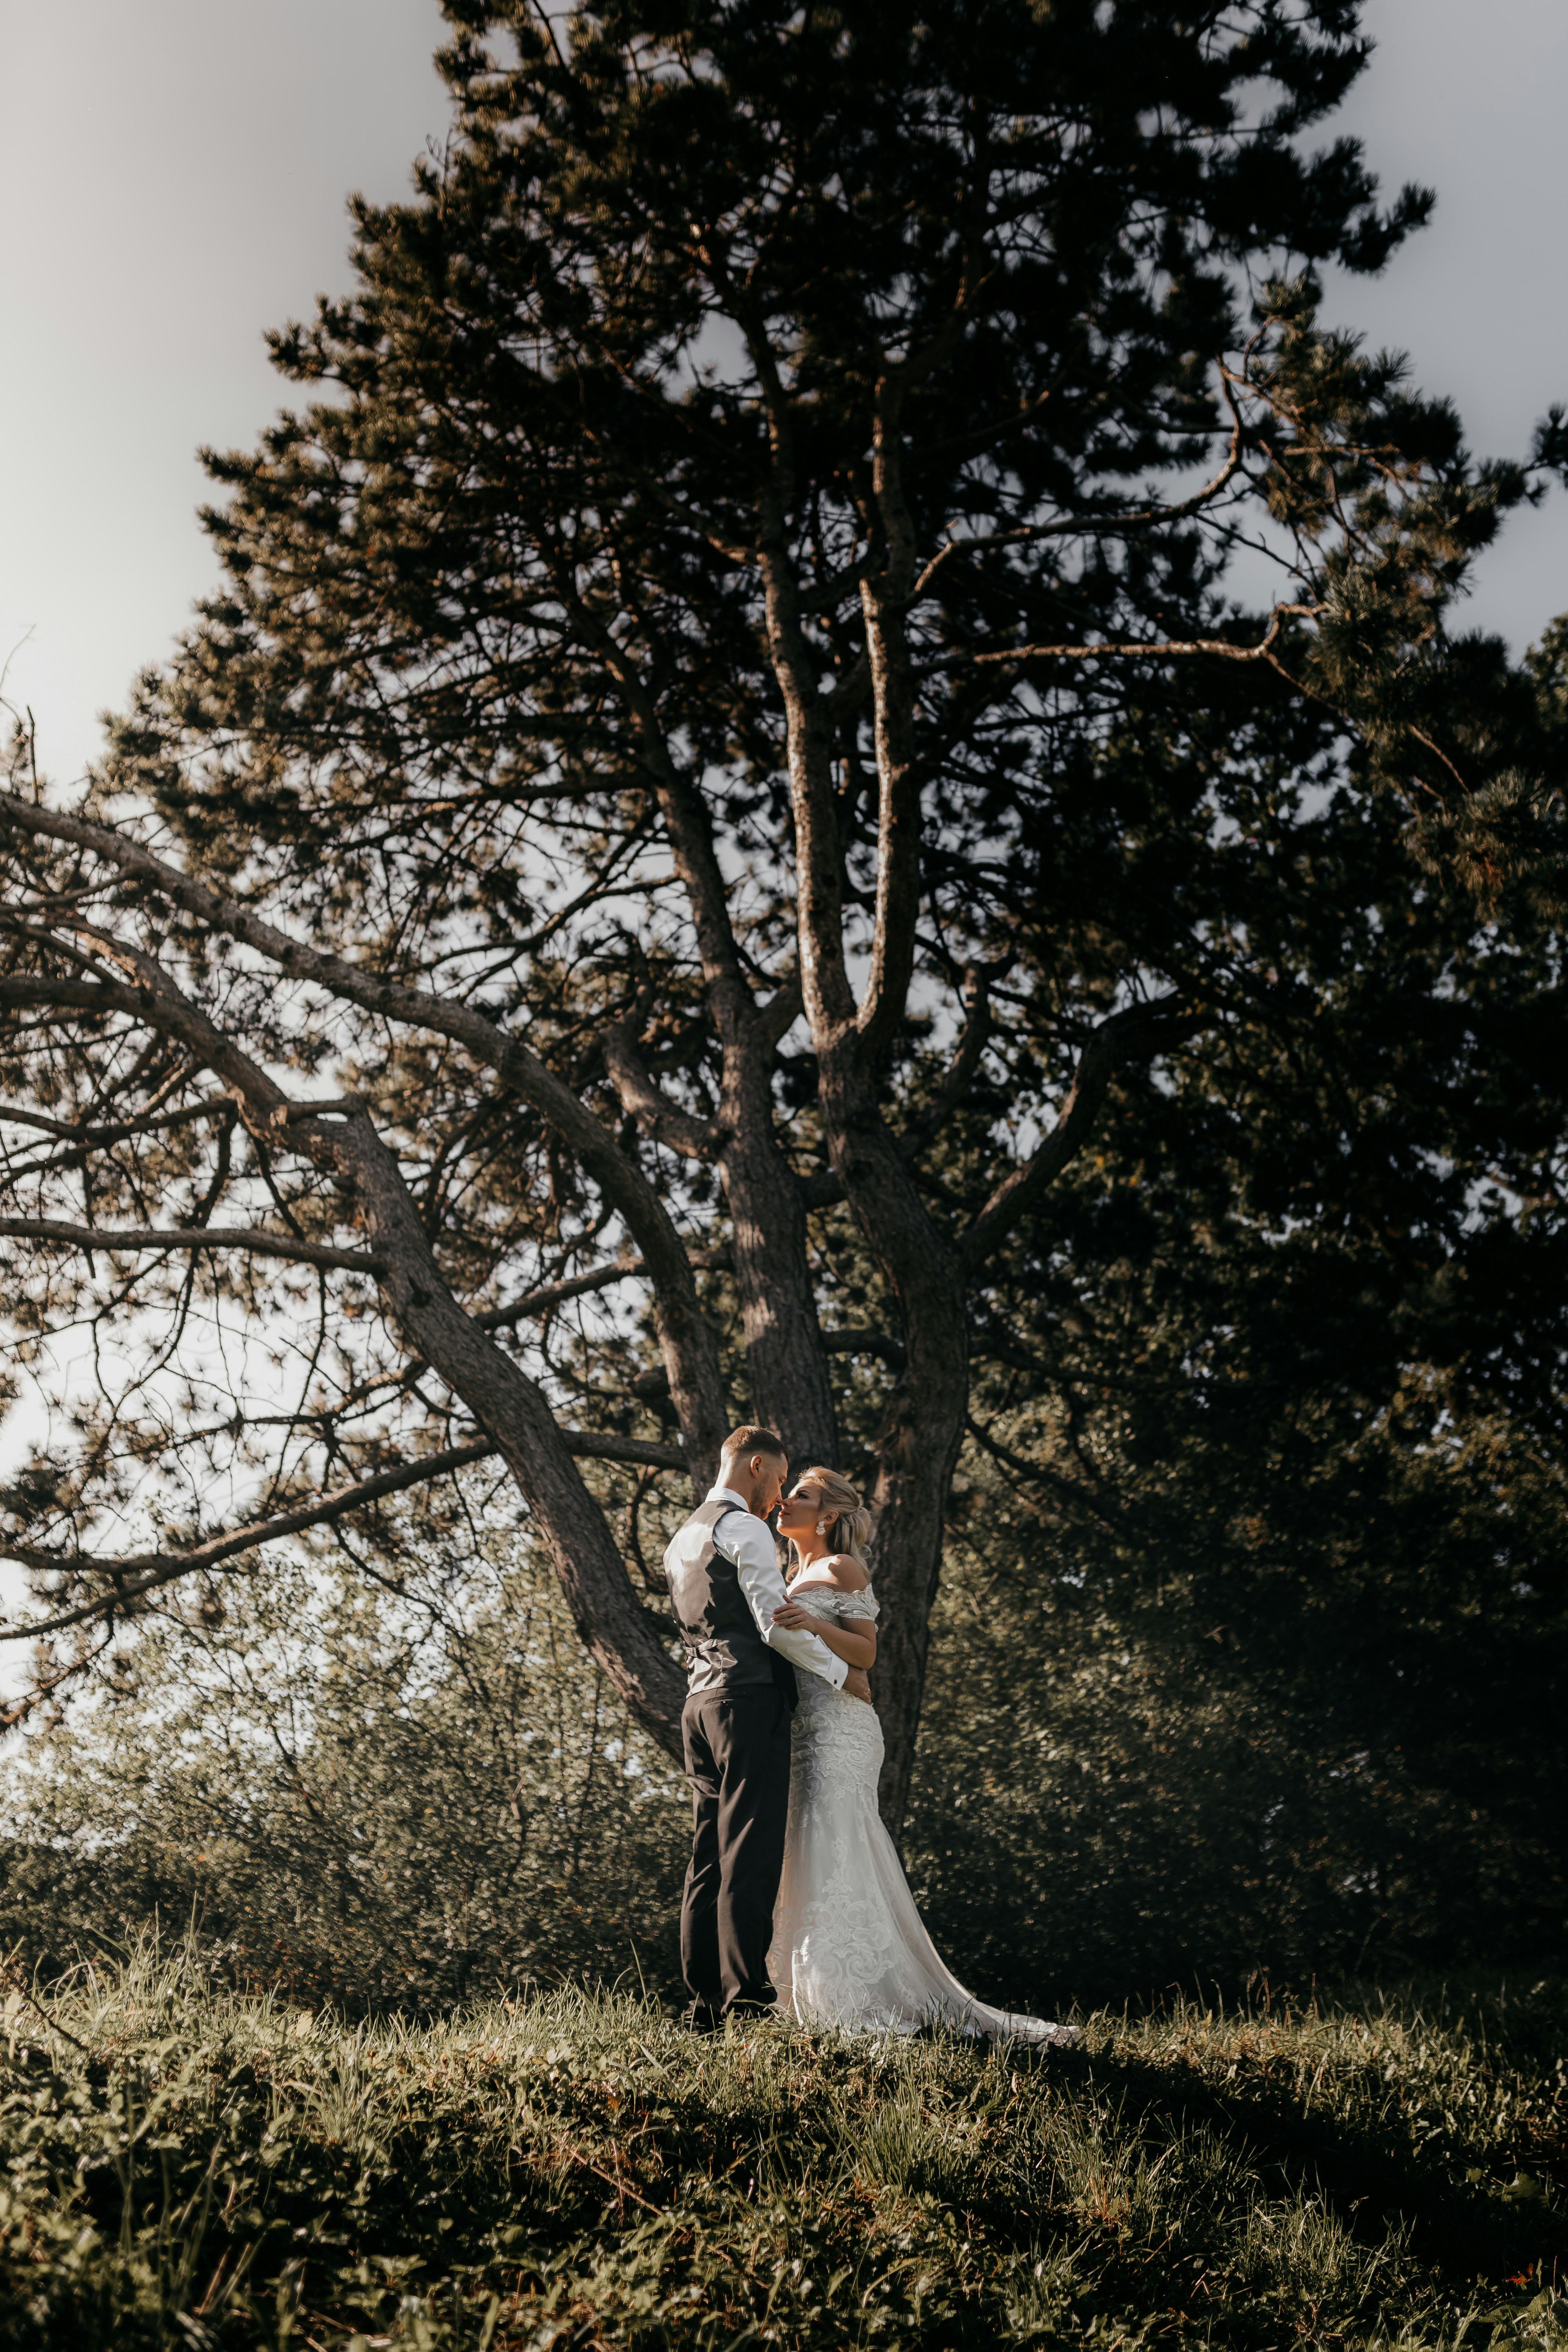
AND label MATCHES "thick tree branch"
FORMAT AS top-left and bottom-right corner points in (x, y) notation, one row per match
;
(0, 793), (729, 1480)
(856, 241), (979, 1060)
(319, 1106), (688, 1745)
(476, 1259), (642, 1331)
(600, 1023), (719, 1159)
(1, 1444), (500, 1629)
(753, 971), (803, 1054)
(0, 975), (139, 1017)
(711, 258), (860, 1054)
(901, 960), (1008, 1154)
(960, 995), (1201, 1267)
(0, 1422), (685, 1640)
(0, 1093), (228, 1149)
(964, 1414), (1125, 1532)
(476, 1244), (732, 1334)
(858, 541), (922, 1057)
